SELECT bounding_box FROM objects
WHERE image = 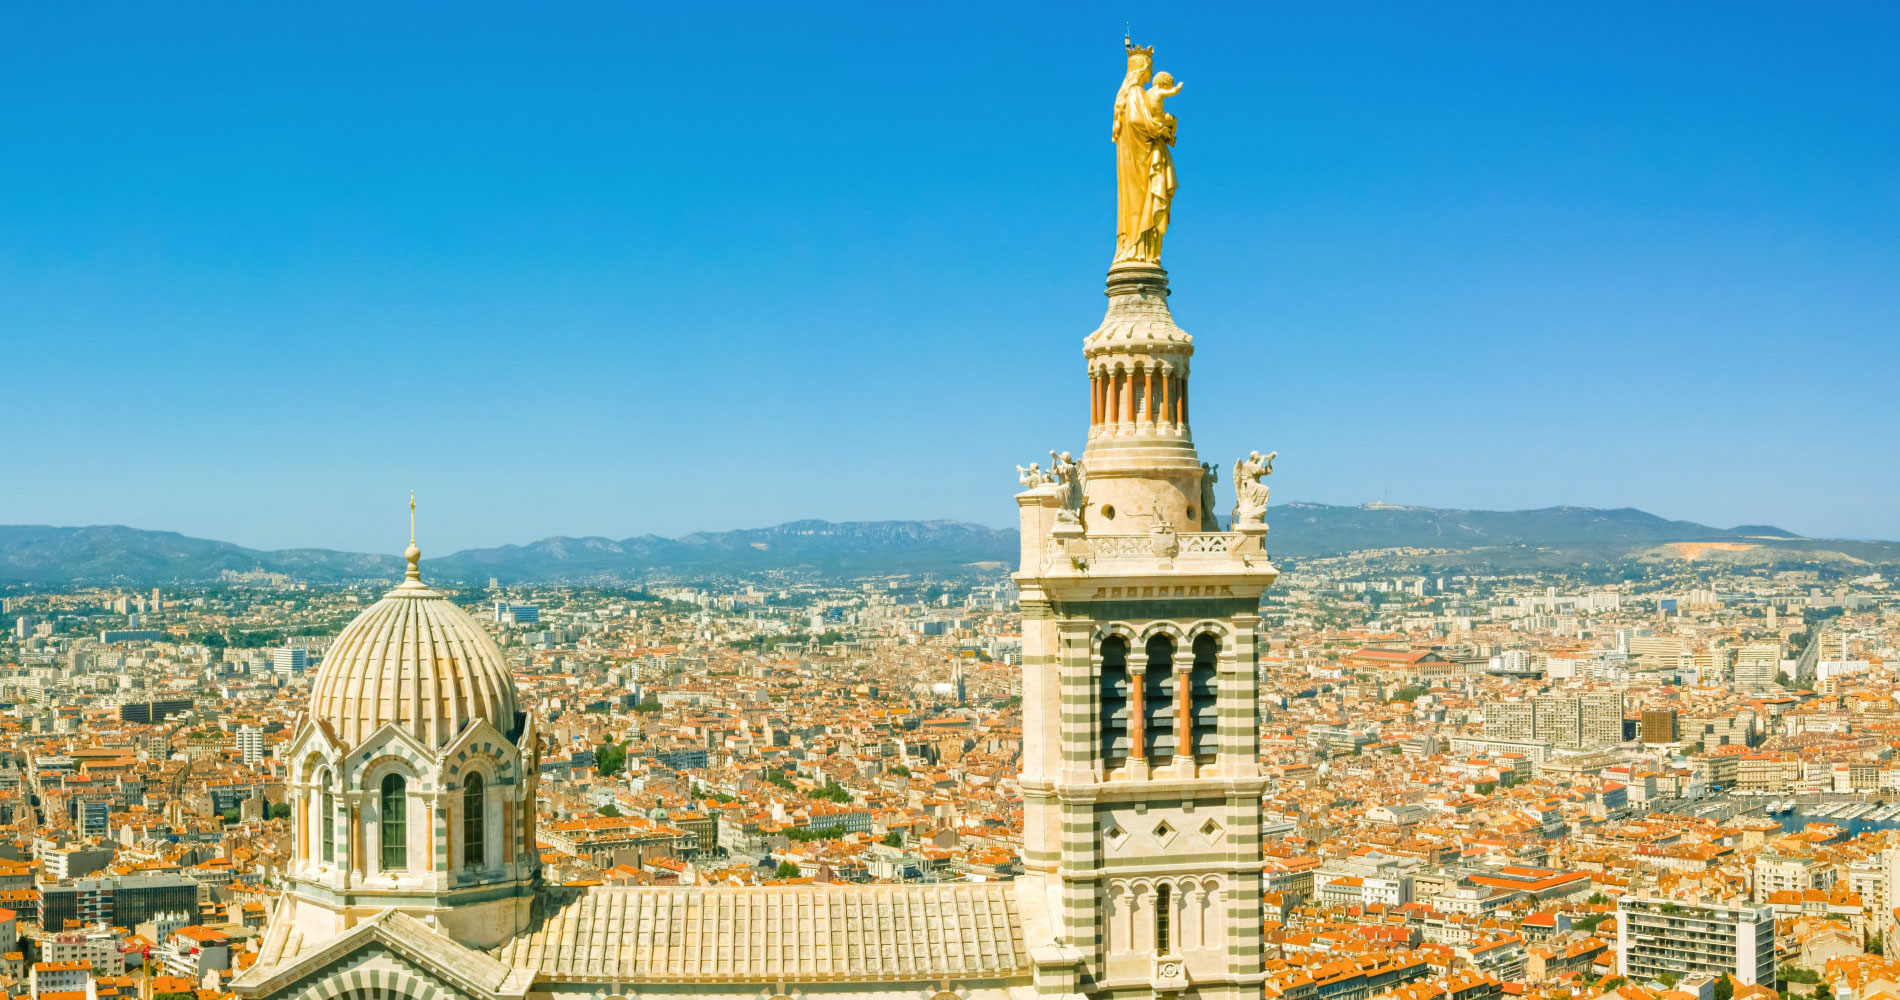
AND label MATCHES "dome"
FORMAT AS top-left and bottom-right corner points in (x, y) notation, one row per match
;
(307, 546), (519, 749)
